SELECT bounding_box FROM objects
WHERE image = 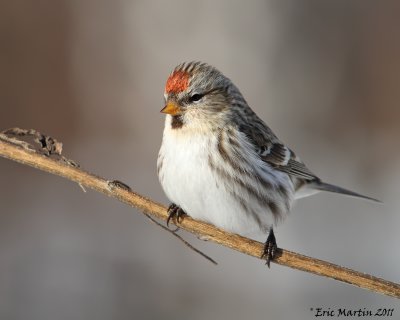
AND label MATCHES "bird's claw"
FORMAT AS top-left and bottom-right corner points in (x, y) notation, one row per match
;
(166, 203), (186, 227)
(262, 229), (277, 268)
